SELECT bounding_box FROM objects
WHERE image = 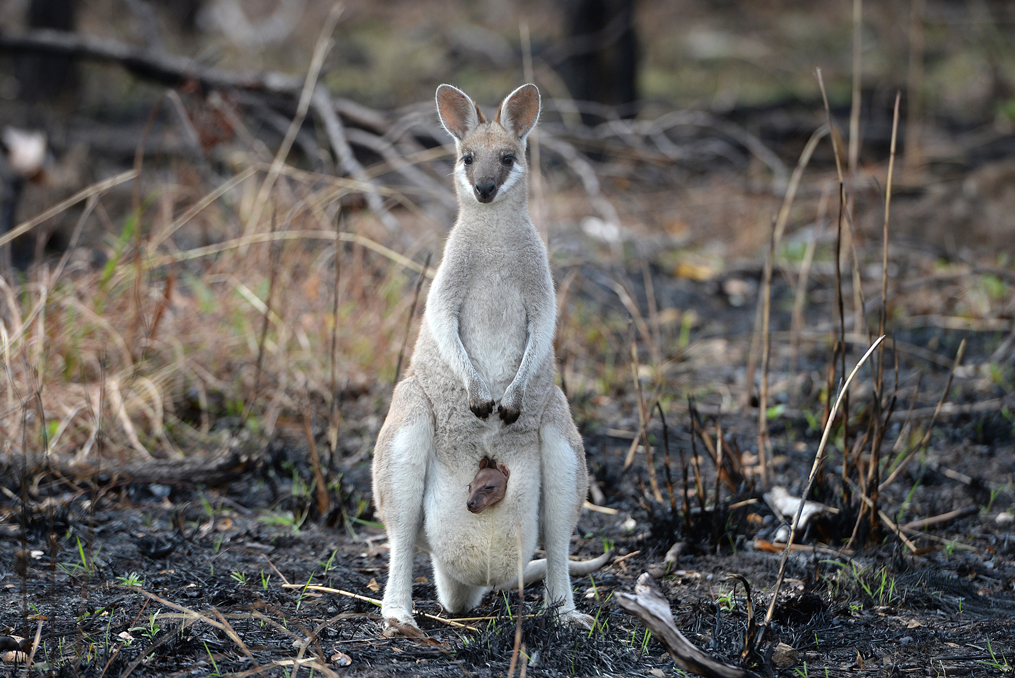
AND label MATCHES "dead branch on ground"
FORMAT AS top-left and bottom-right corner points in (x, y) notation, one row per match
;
(617, 572), (762, 678)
